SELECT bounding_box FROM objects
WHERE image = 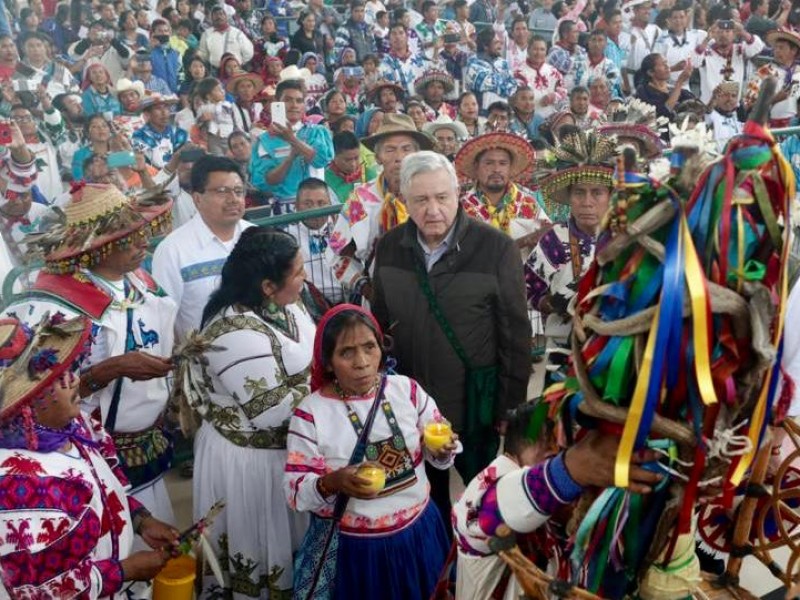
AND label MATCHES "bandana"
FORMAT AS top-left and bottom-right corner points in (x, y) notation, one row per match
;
(310, 304), (384, 391)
